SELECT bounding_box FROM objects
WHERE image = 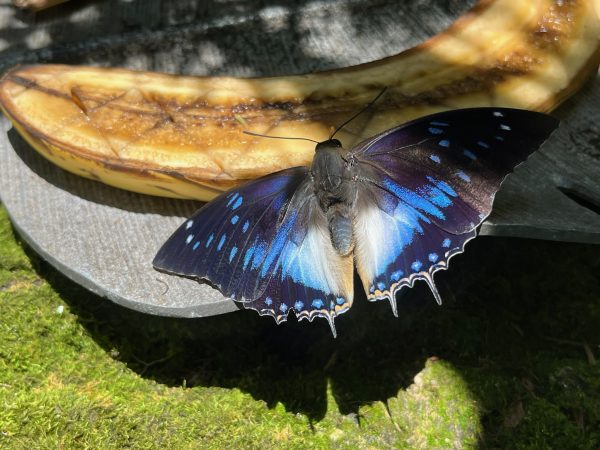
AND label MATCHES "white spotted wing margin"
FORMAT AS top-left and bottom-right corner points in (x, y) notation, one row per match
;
(246, 194), (354, 338)
(153, 167), (354, 337)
